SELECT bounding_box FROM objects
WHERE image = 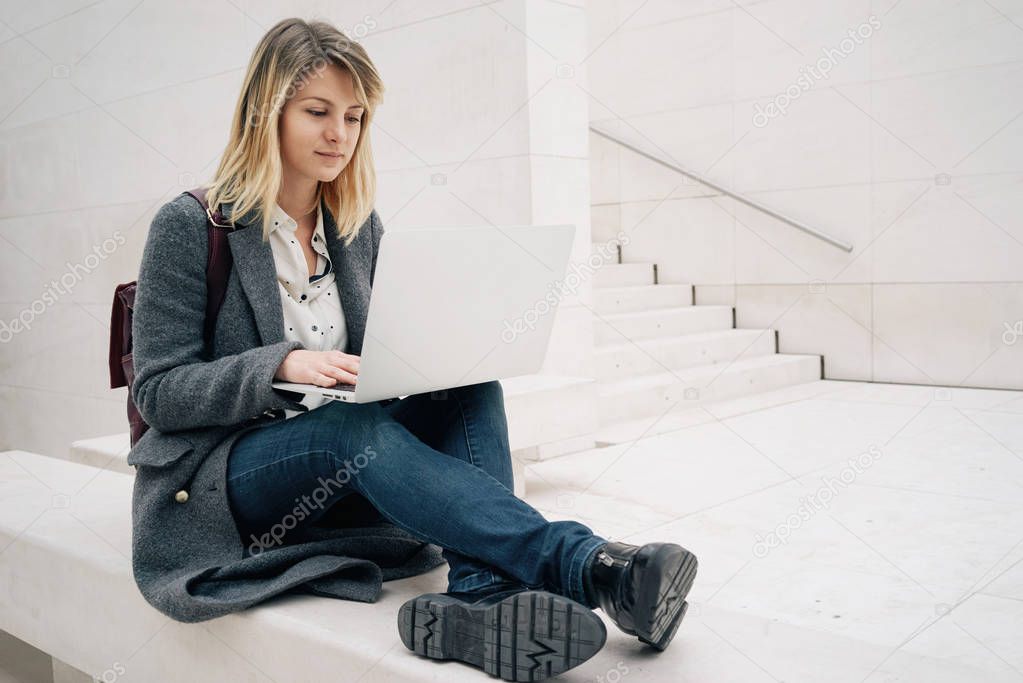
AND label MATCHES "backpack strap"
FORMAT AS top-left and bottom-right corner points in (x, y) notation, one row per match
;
(183, 187), (236, 350)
